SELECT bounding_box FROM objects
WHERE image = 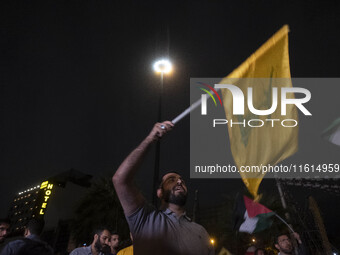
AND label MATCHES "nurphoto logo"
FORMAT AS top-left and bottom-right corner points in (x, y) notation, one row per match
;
(199, 83), (312, 128)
